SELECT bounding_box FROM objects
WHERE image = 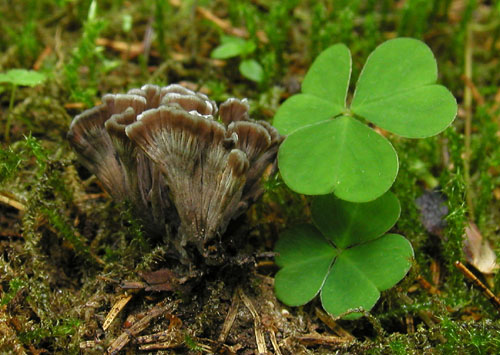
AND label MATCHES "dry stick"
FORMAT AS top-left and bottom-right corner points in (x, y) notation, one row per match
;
(218, 288), (240, 343)
(196, 6), (248, 38)
(463, 24), (474, 218)
(296, 334), (350, 346)
(0, 193), (26, 211)
(416, 275), (441, 295)
(461, 75), (485, 106)
(405, 314), (415, 334)
(107, 301), (173, 355)
(454, 261), (500, 312)
(238, 288), (267, 354)
(136, 320), (185, 350)
(315, 308), (355, 341)
(269, 329), (283, 355)
(102, 294), (133, 331)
